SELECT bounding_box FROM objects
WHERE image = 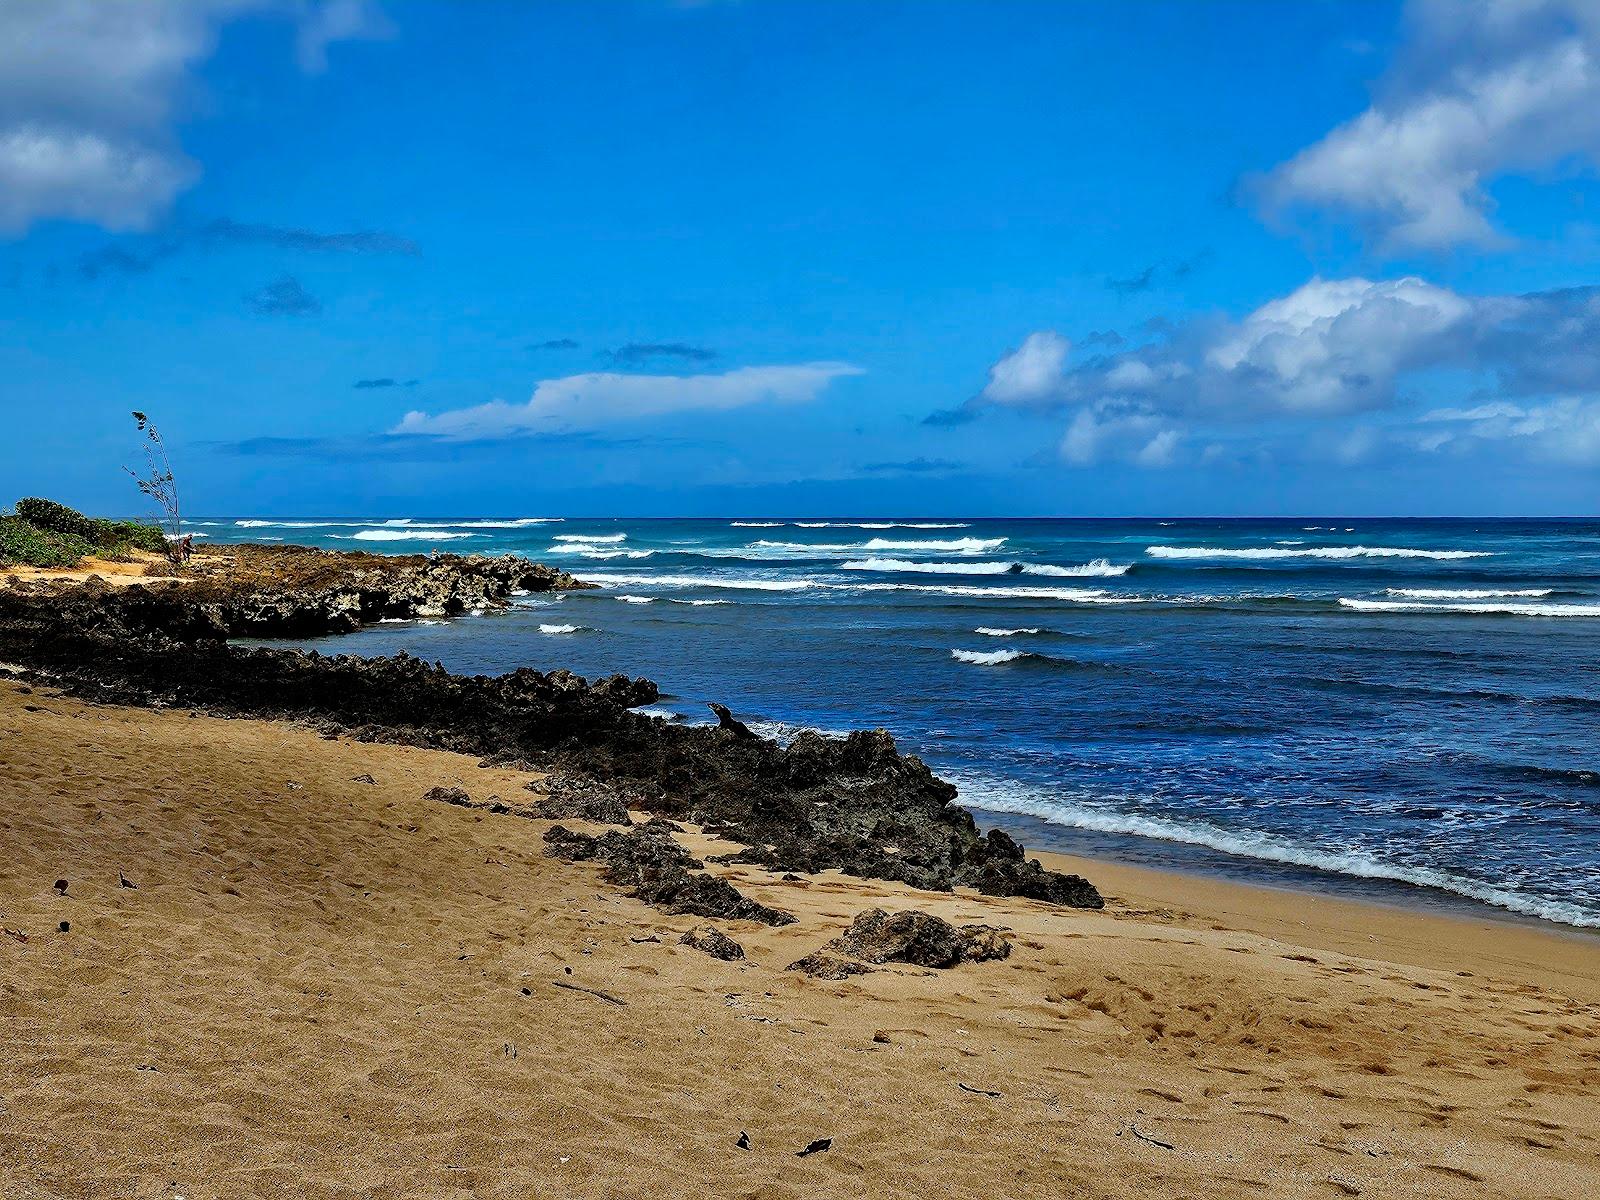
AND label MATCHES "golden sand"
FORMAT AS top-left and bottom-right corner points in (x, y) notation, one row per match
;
(2, 677), (1597, 1199)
